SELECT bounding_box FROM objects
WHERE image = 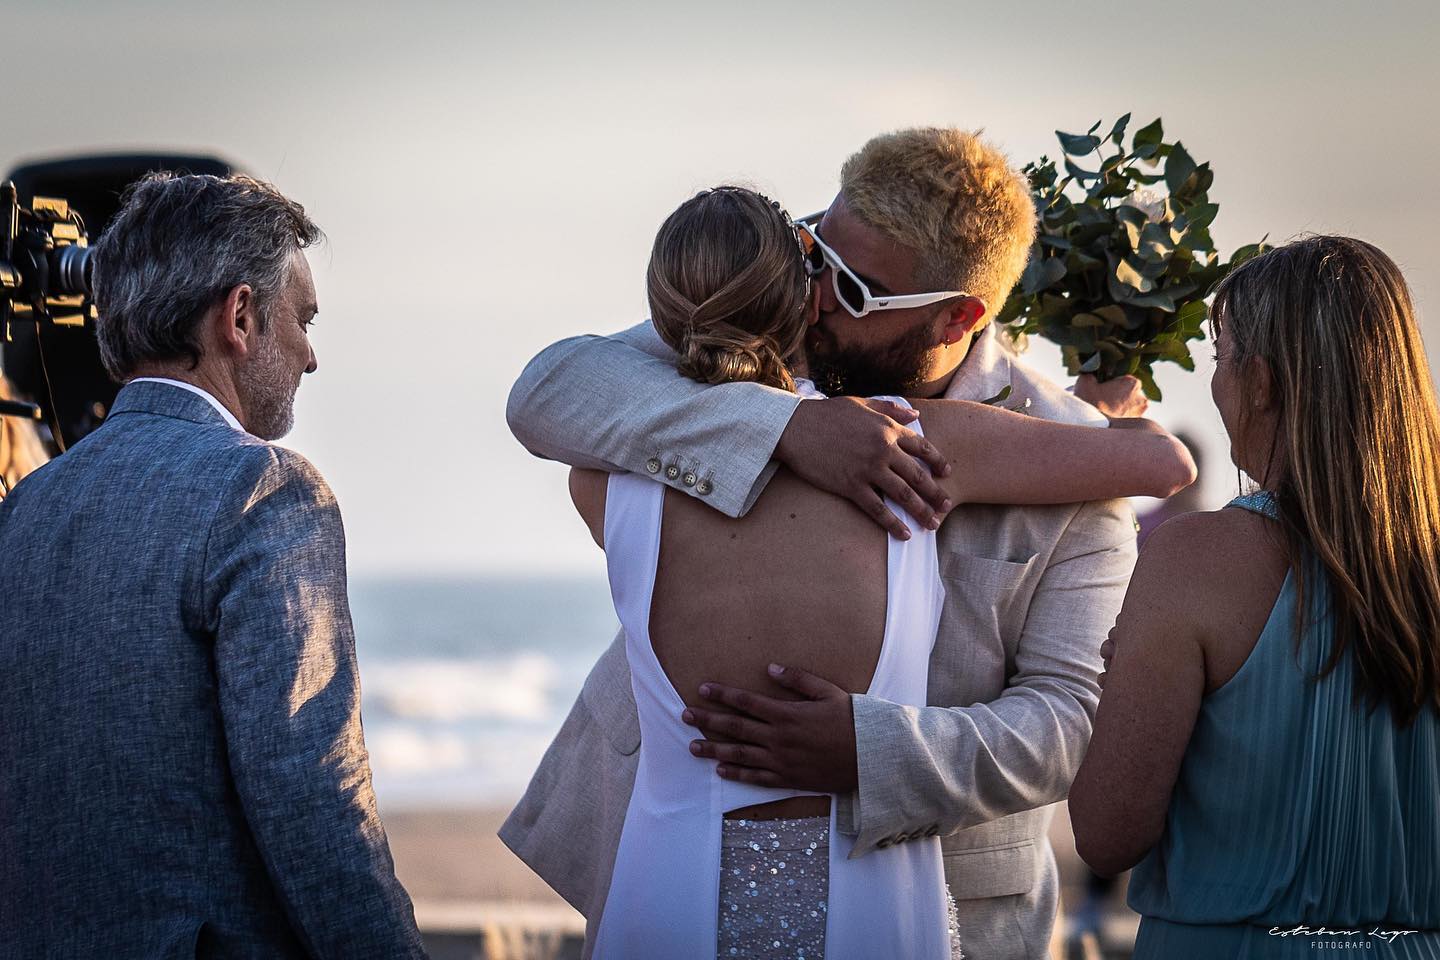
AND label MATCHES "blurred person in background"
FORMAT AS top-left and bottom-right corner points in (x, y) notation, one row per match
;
(0, 374), (49, 494)
(1070, 236), (1440, 958)
(1135, 431), (1205, 547)
(0, 173), (426, 959)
